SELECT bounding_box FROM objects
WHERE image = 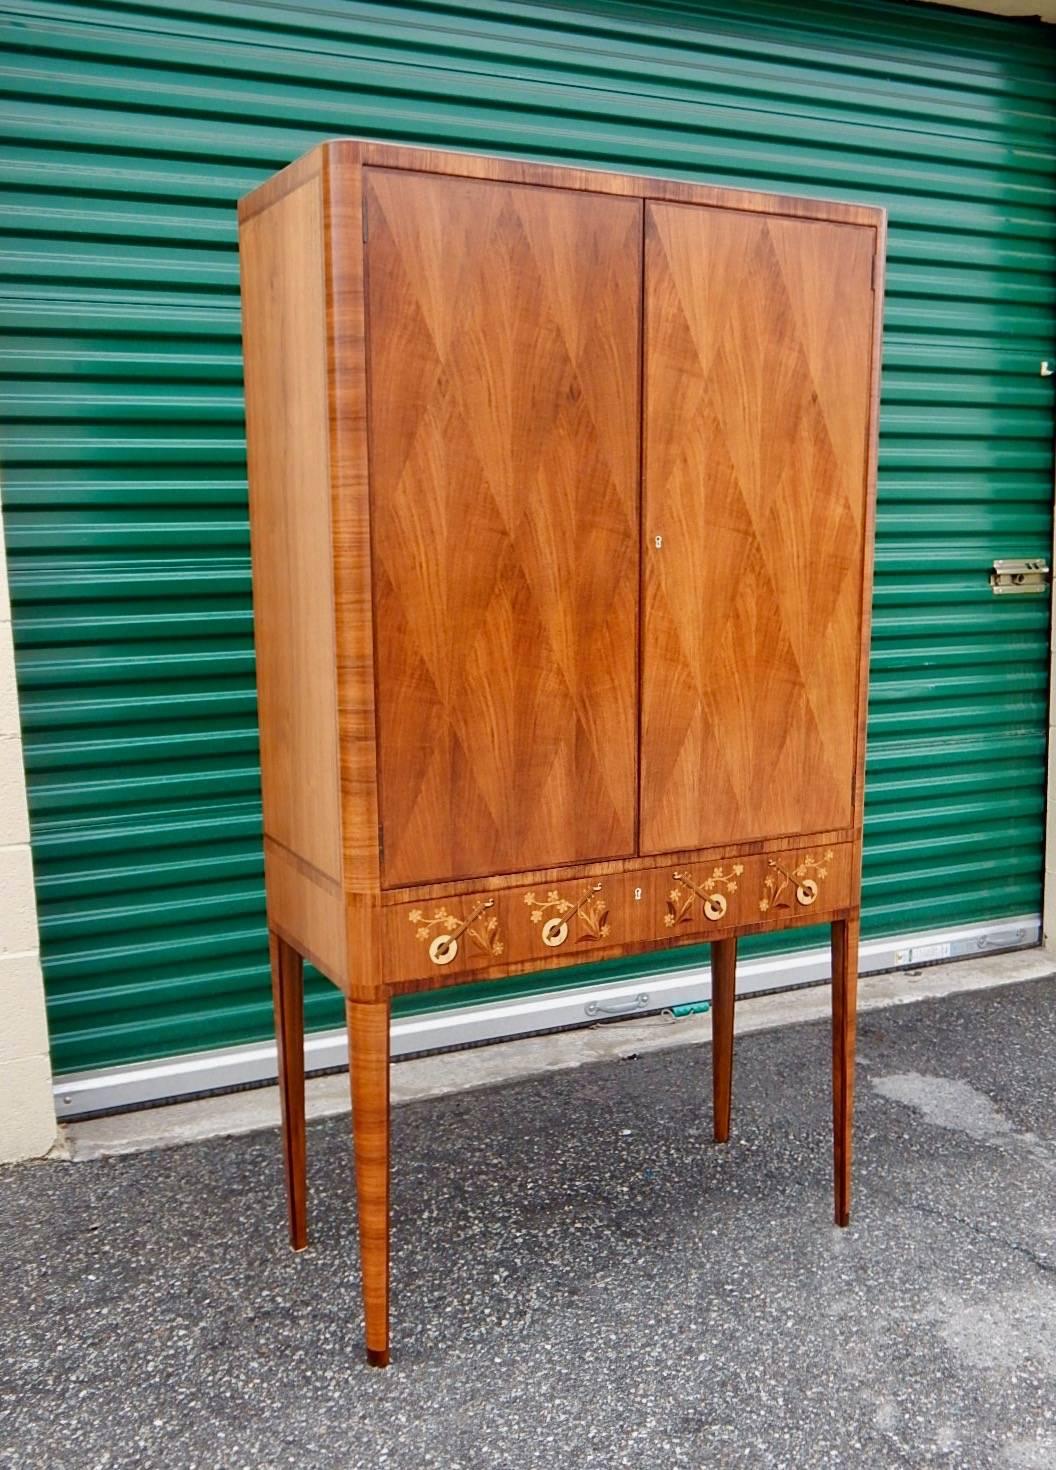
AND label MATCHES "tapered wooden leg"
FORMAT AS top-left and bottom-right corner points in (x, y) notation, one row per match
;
(270, 931), (307, 1251)
(831, 916), (860, 1228)
(347, 998), (391, 1368)
(711, 936), (737, 1143)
